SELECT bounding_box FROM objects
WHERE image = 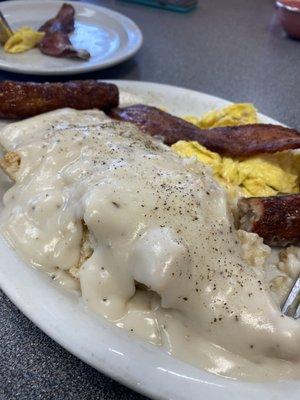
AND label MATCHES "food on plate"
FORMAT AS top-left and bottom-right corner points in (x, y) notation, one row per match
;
(38, 3), (90, 60)
(109, 104), (300, 157)
(38, 31), (90, 60)
(4, 27), (45, 54)
(184, 103), (258, 128)
(0, 151), (20, 181)
(173, 141), (300, 197)
(1, 104), (300, 381)
(238, 194), (300, 246)
(0, 80), (119, 119)
(0, 3), (90, 60)
(174, 104), (300, 197)
(39, 3), (75, 34)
